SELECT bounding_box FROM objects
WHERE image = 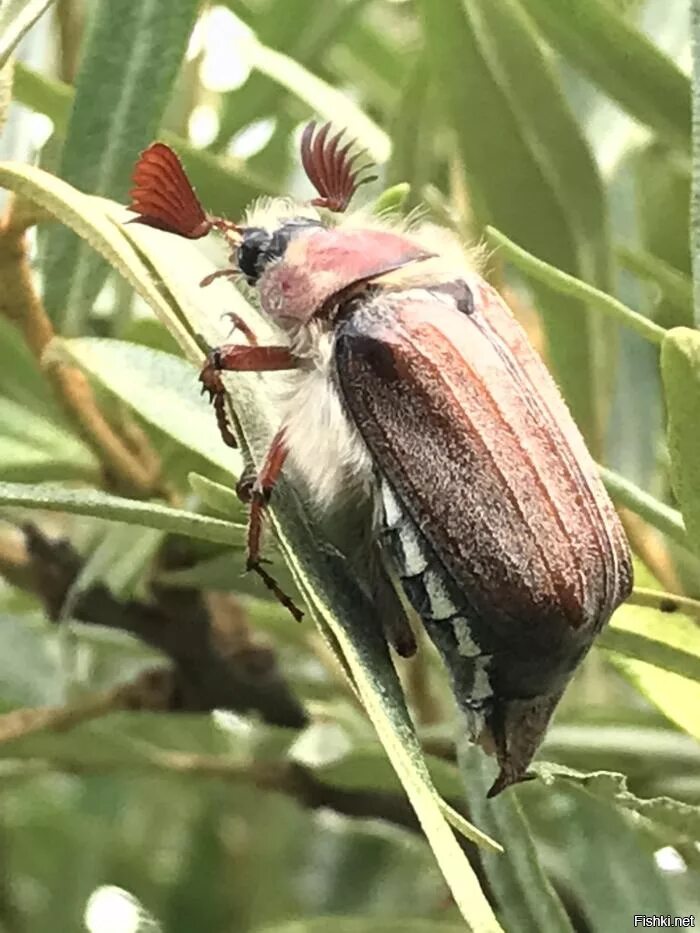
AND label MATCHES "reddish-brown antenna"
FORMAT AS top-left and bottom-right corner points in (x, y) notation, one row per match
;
(300, 122), (377, 213)
(129, 143), (237, 240)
